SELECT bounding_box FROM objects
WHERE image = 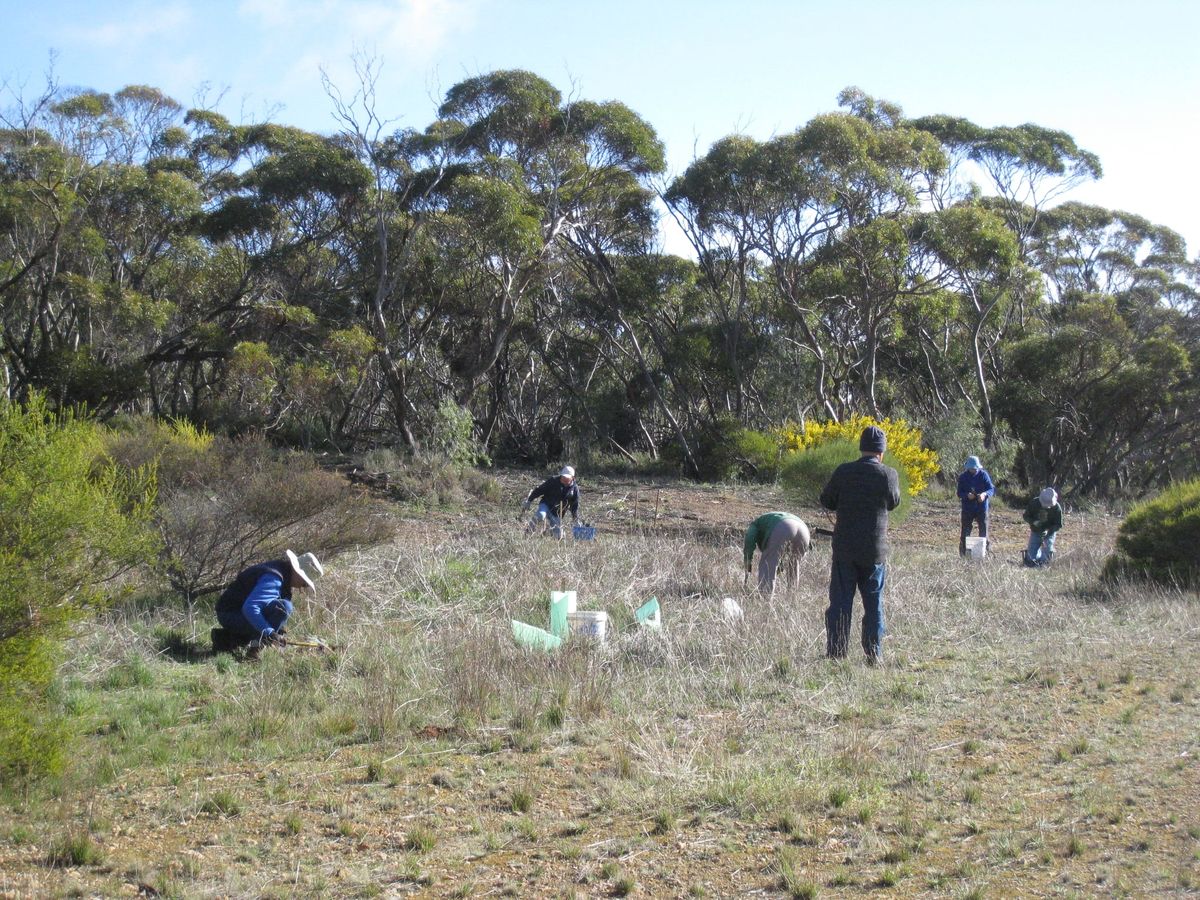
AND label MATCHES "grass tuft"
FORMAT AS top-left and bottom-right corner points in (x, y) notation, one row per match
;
(46, 832), (102, 868)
